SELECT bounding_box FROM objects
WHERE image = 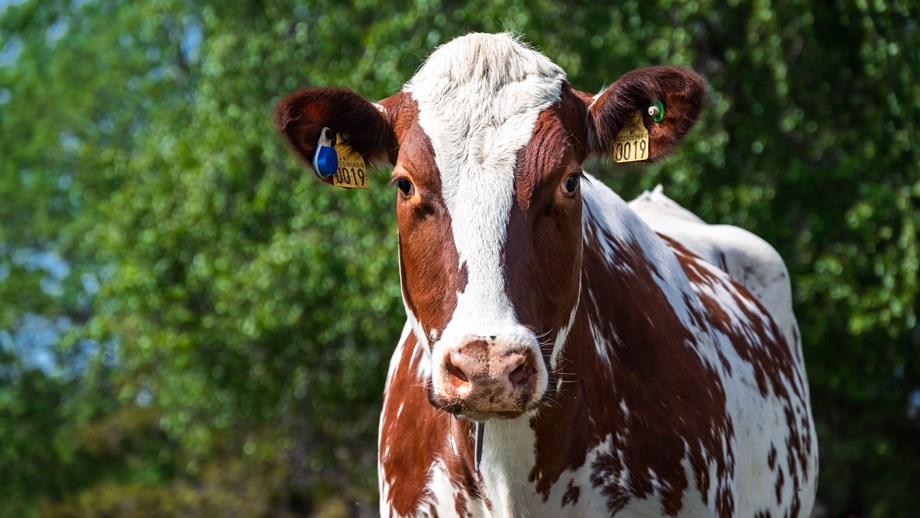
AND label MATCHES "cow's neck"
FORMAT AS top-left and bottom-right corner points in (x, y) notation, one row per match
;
(474, 417), (540, 515)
